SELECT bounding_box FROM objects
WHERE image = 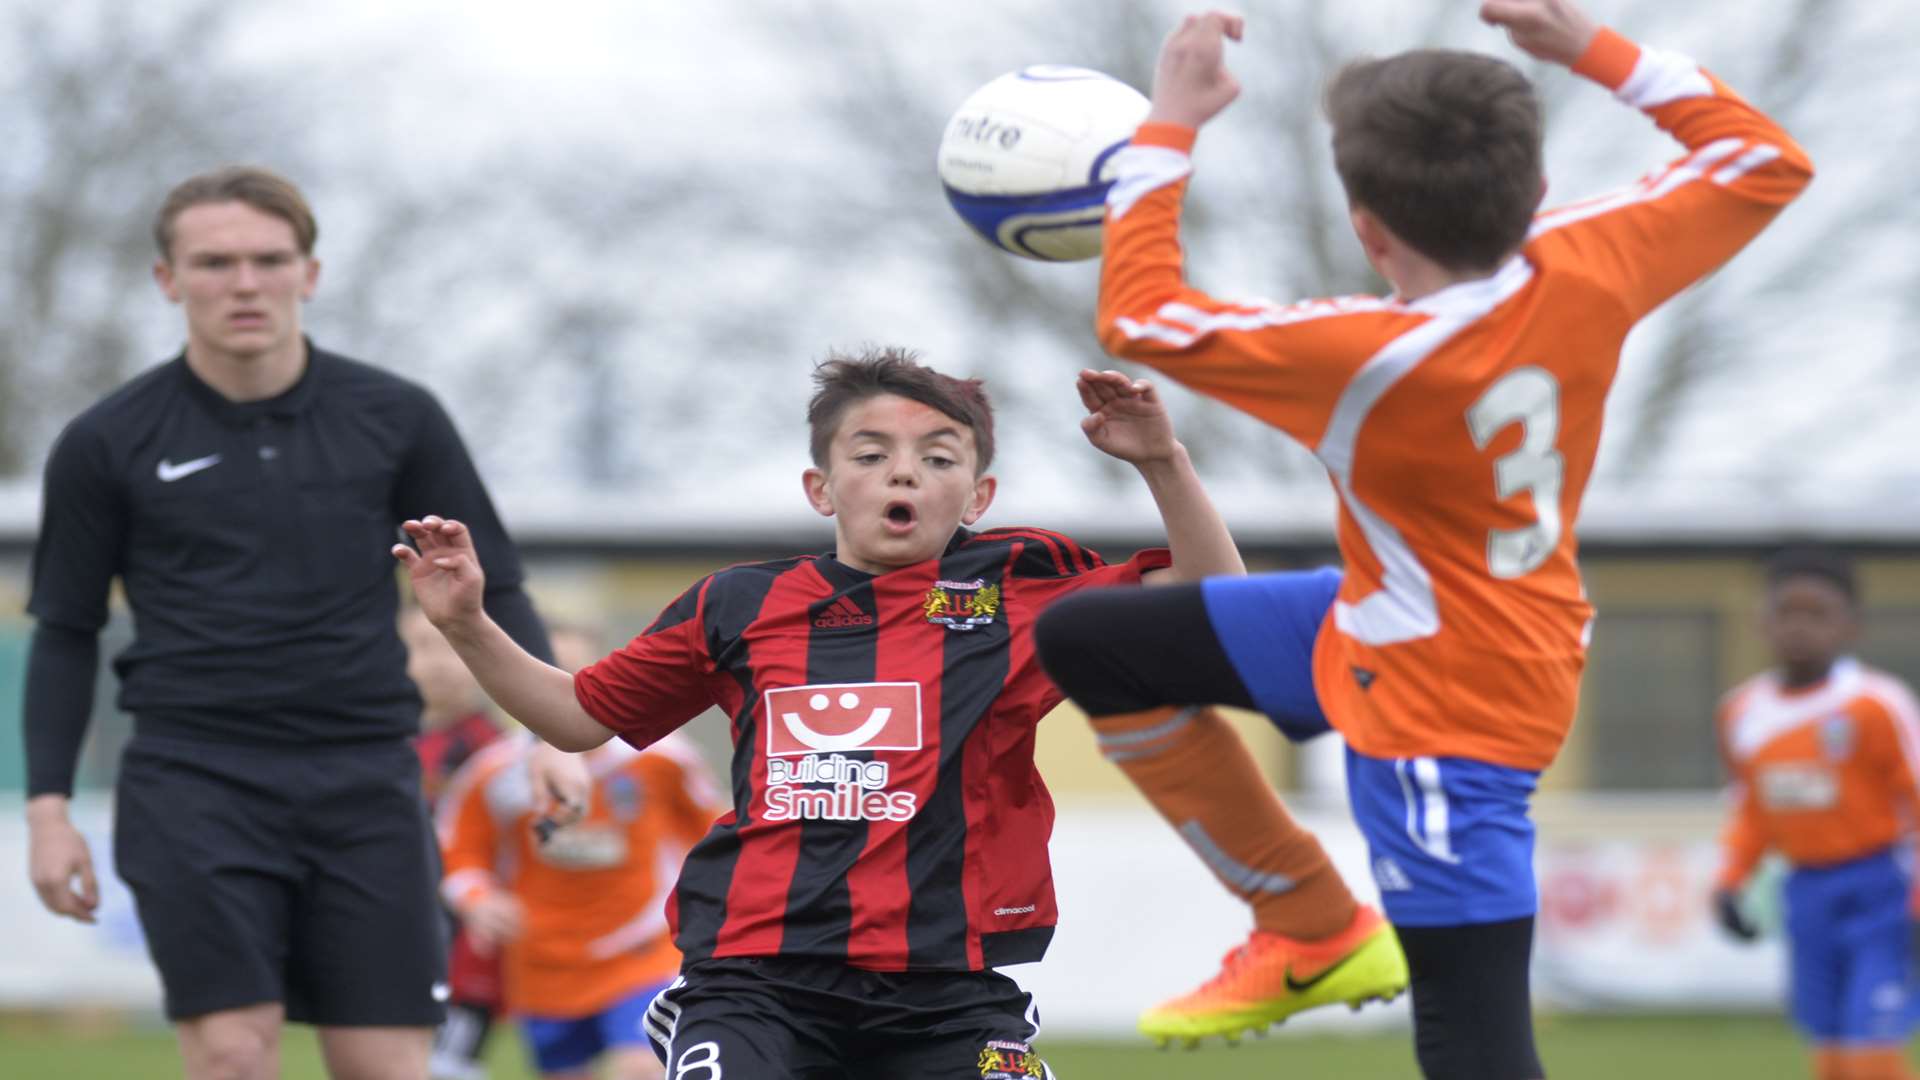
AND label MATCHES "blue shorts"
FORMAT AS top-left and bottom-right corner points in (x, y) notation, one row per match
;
(1204, 568), (1542, 927)
(1785, 847), (1916, 1045)
(522, 980), (675, 1074)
